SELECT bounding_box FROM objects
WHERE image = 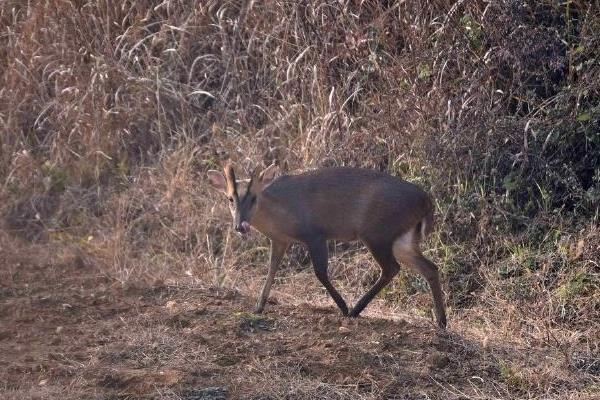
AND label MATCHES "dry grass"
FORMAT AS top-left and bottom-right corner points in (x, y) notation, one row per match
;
(1, 249), (597, 400)
(1, 1), (599, 399)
